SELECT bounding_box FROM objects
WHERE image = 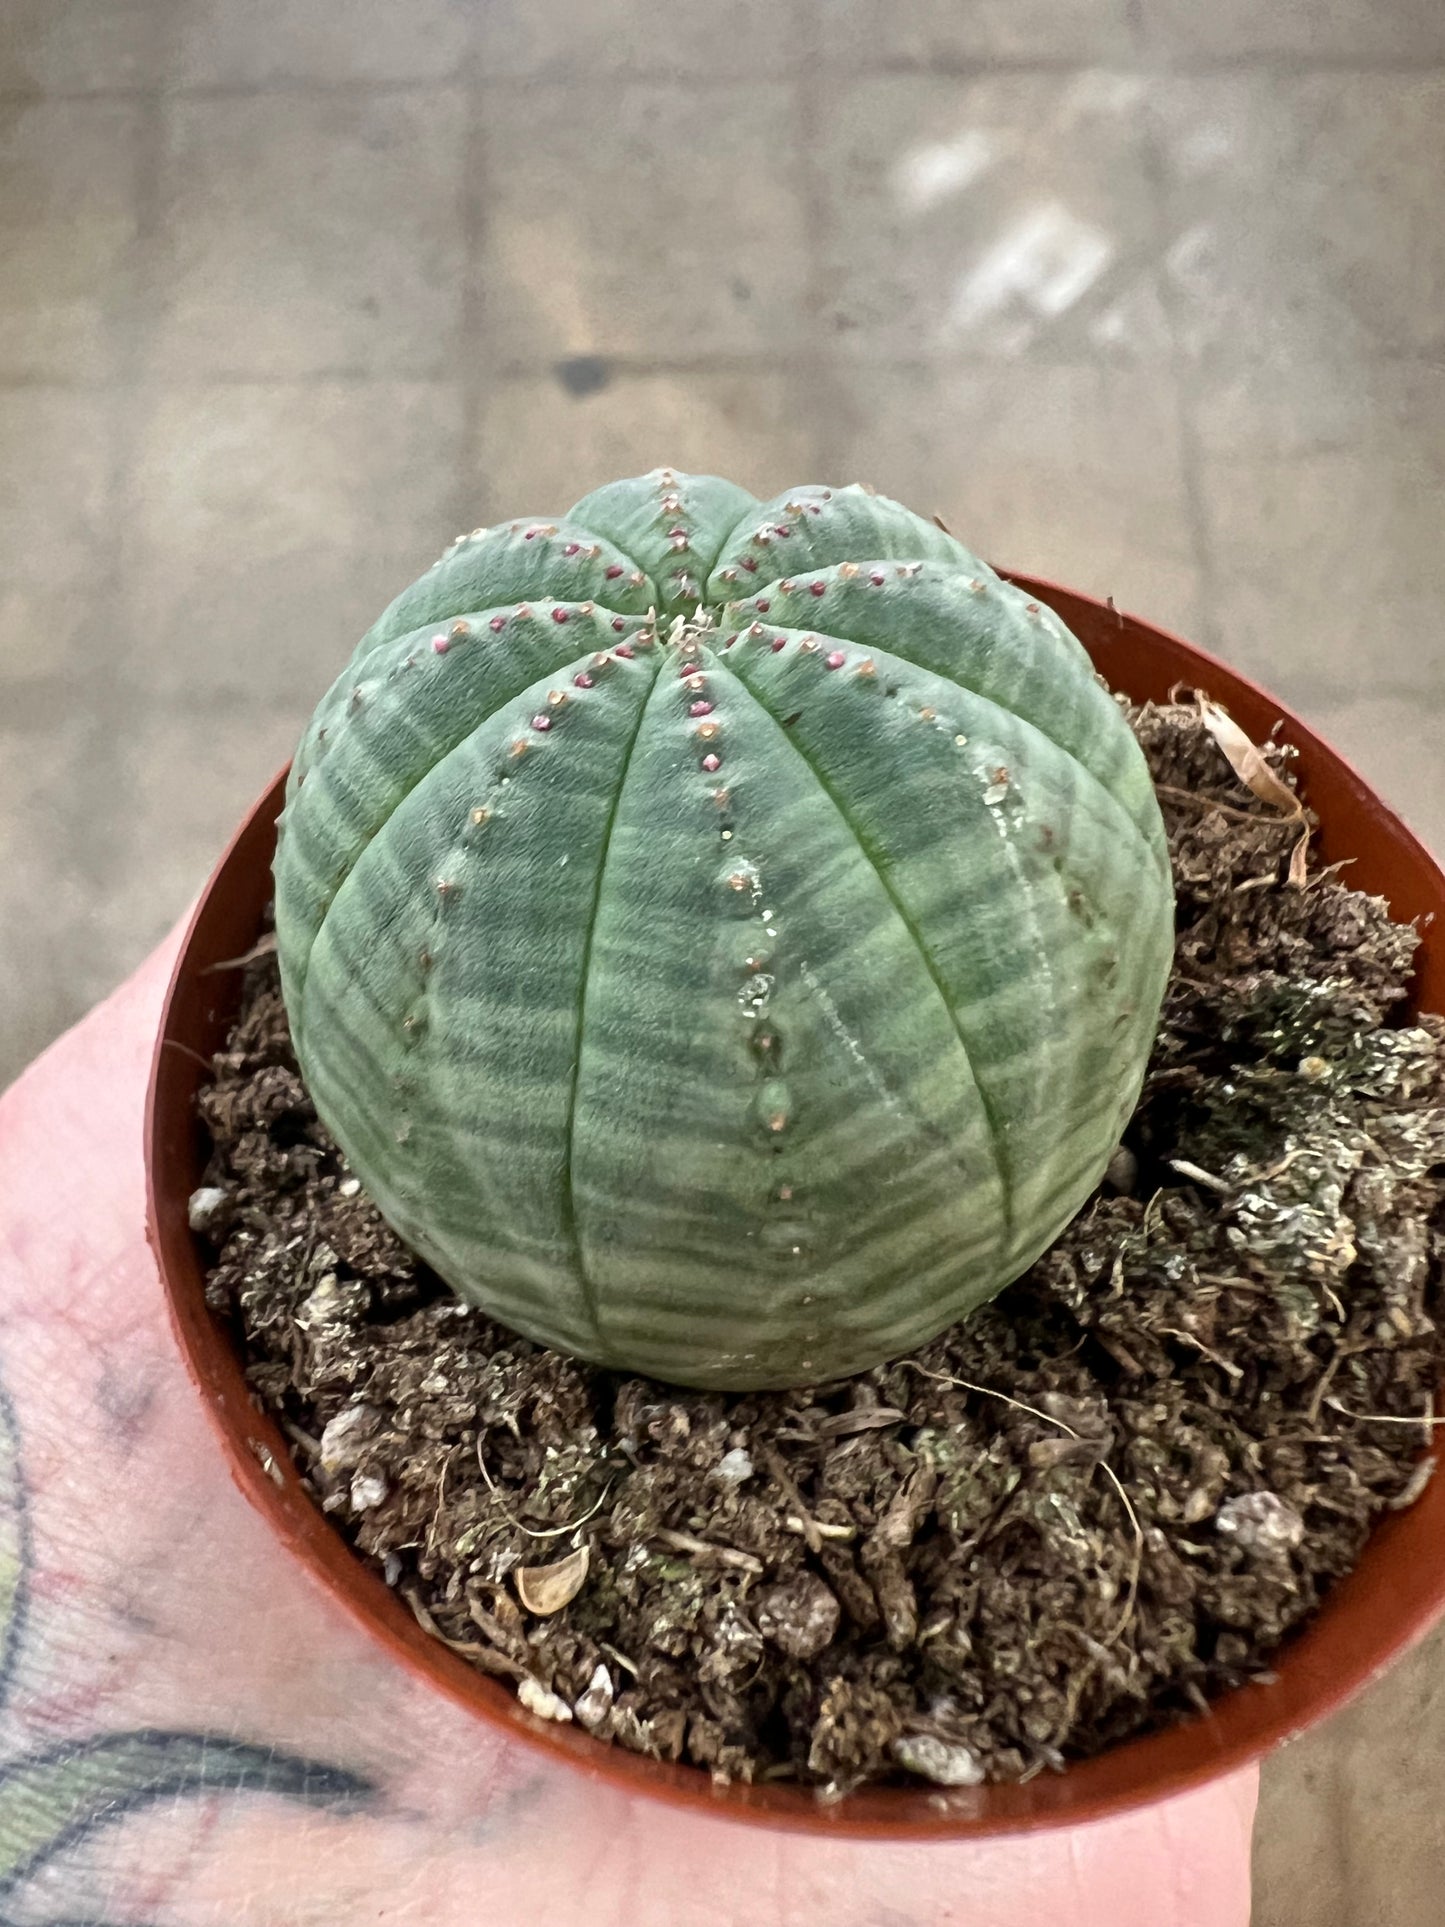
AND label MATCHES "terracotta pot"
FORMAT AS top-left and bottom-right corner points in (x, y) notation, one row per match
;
(146, 580), (1445, 1840)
